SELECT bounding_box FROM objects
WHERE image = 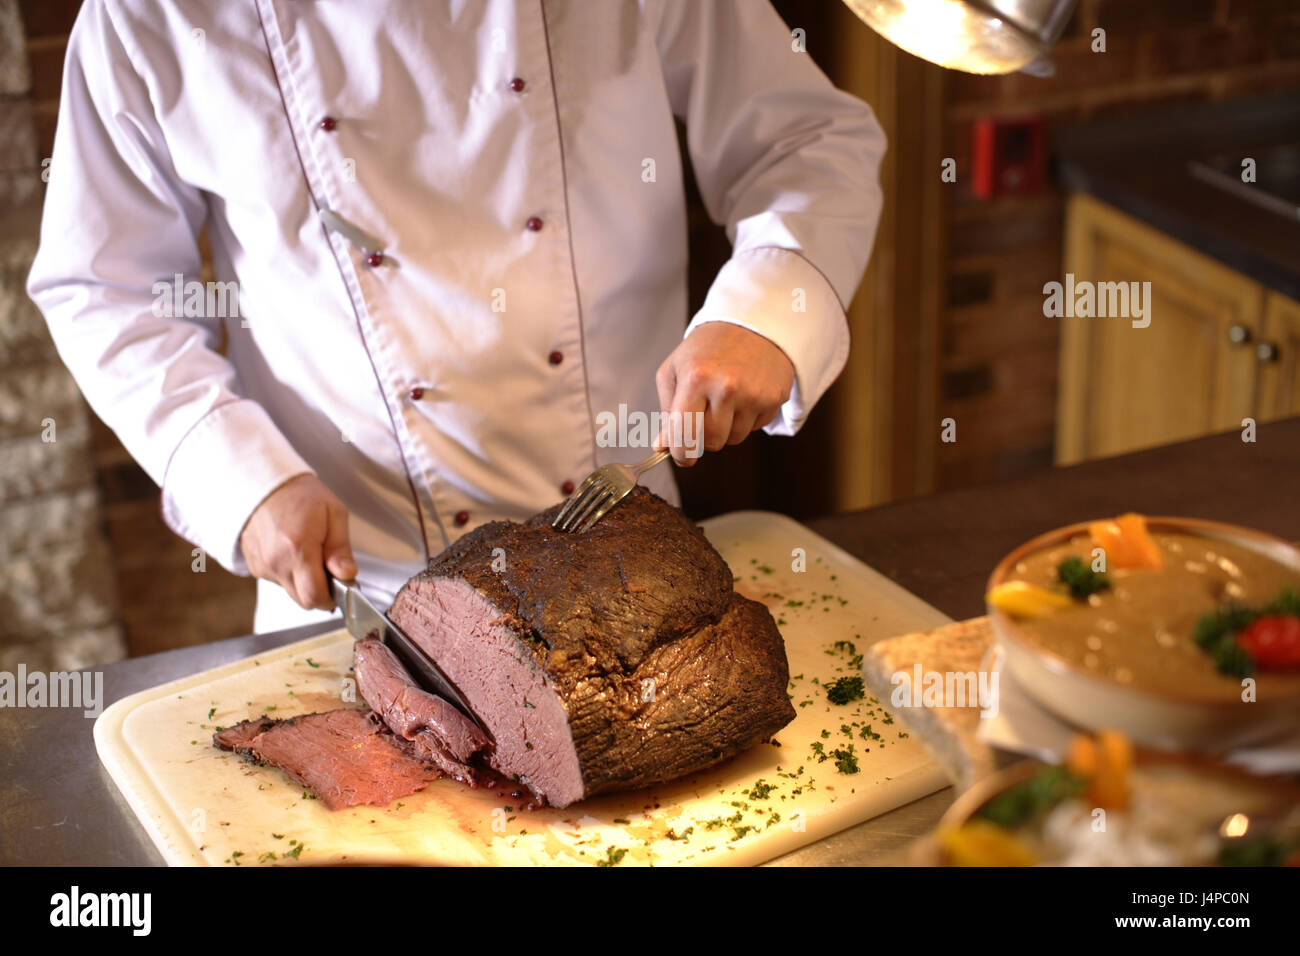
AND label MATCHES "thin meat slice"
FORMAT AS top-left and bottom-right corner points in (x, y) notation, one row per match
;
(353, 637), (496, 788)
(354, 638), (489, 762)
(213, 710), (441, 810)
